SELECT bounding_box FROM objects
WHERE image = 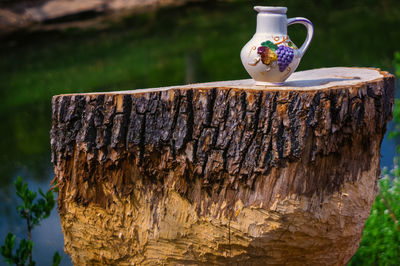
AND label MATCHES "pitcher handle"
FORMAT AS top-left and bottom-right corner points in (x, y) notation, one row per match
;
(287, 17), (314, 57)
